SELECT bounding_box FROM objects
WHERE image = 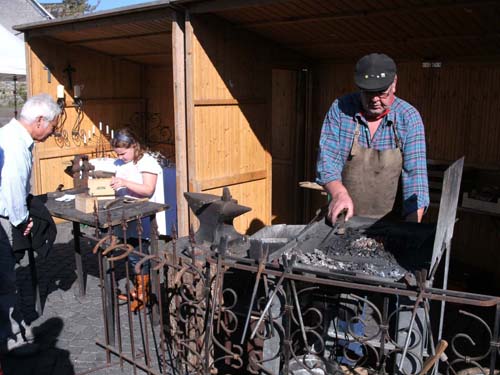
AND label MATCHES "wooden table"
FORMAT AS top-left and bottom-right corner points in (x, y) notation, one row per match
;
(44, 197), (168, 298)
